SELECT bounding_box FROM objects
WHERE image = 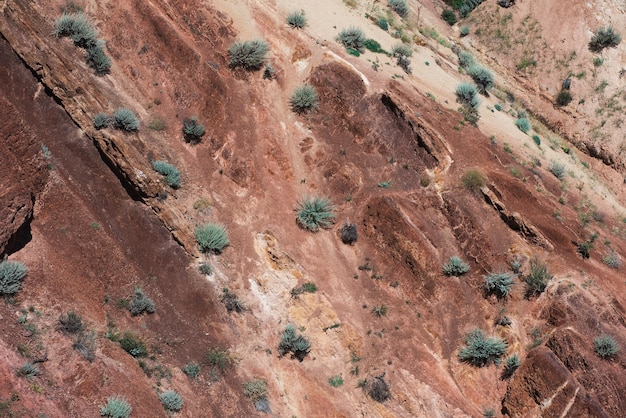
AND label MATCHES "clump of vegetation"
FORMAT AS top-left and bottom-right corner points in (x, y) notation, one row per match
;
(243, 380), (269, 412)
(58, 310), (84, 335)
(460, 26), (470, 37)
(589, 26), (621, 52)
(388, 0), (409, 17)
(199, 262), (212, 275)
(458, 51), (475, 69)
(532, 135), (541, 146)
(594, 334), (620, 359)
(291, 282), (318, 298)
(182, 362), (201, 378)
(458, 0), (486, 17)
(515, 117), (531, 133)
(372, 305), (387, 317)
(602, 251), (621, 269)
(194, 223), (229, 253)
(54, 12), (111, 75)
(340, 222), (358, 245)
(296, 196), (335, 232)
(484, 272), (514, 299)
(363, 39), (387, 54)
(17, 362), (40, 380)
(205, 348), (235, 373)
(467, 65), (494, 94)
(278, 324), (311, 361)
(290, 85), (318, 113)
(287, 10), (307, 29)
(328, 375), (344, 387)
(363, 373), (391, 402)
(228, 39), (269, 71)
(86, 42), (112, 75)
(152, 160), (180, 189)
(159, 390), (183, 413)
(501, 354), (521, 379)
(73, 330), (97, 362)
(119, 332), (148, 358)
(461, 169), (486, 191)
(455, 83), (480, 109)
(182, 117), (205, 143)
(128, 288), (156, 316)
(391, 43), (413, 58)
(524, 257), (553, 298)
(442, 256), (470, 277)
(548, 161), (566, 180)
(221, 288), (245, 313)
(377, 18), (389, 31)
(442, 9), (457, 26)
(94, 113), (111, 130)
(336, 27), (367, 52)
(112, 108), (139, 132)
(458, 329), (507, 367)
(0, 260), (27, 296)
(556, 89), (573, 106)
(100, 396), (132, 418)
